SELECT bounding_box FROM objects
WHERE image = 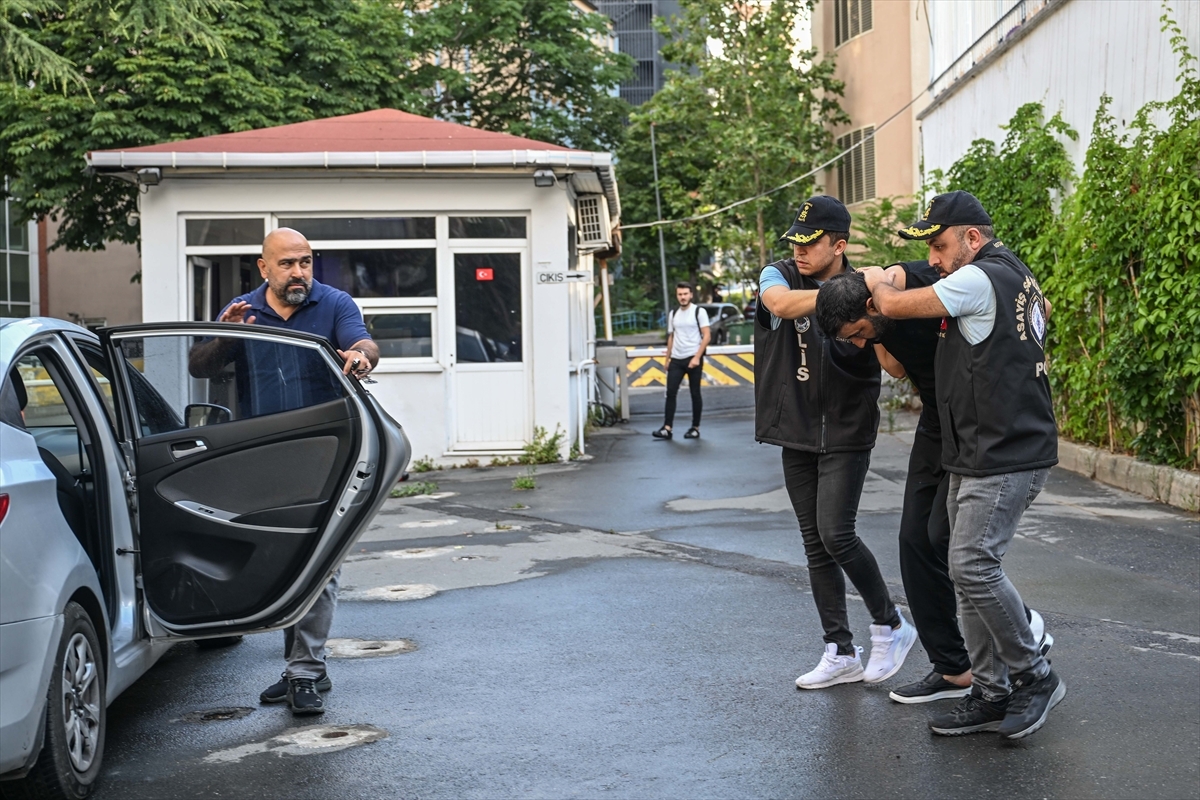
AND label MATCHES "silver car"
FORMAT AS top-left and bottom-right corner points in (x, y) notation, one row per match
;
(0, 318), (409, 798)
